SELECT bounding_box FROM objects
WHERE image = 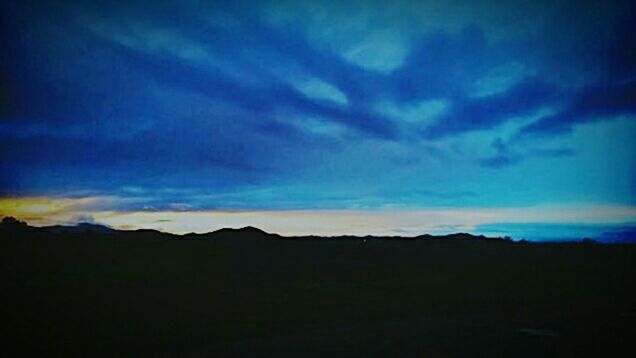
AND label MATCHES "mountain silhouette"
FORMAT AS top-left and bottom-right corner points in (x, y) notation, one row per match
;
(1, 216), (512, 242)
(1, 215), (635, 357)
